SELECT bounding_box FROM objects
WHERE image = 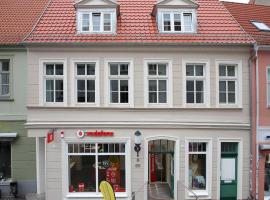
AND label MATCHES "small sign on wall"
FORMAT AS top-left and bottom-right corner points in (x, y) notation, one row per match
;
(76, 130), (114, 138)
